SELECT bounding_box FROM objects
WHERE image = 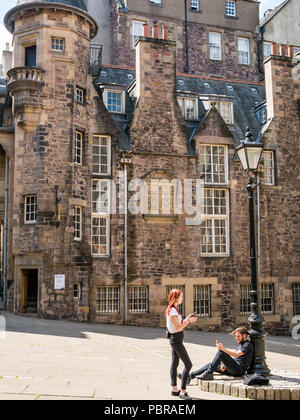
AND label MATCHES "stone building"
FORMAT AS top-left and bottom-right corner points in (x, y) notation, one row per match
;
(0, 0), (299, 334)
